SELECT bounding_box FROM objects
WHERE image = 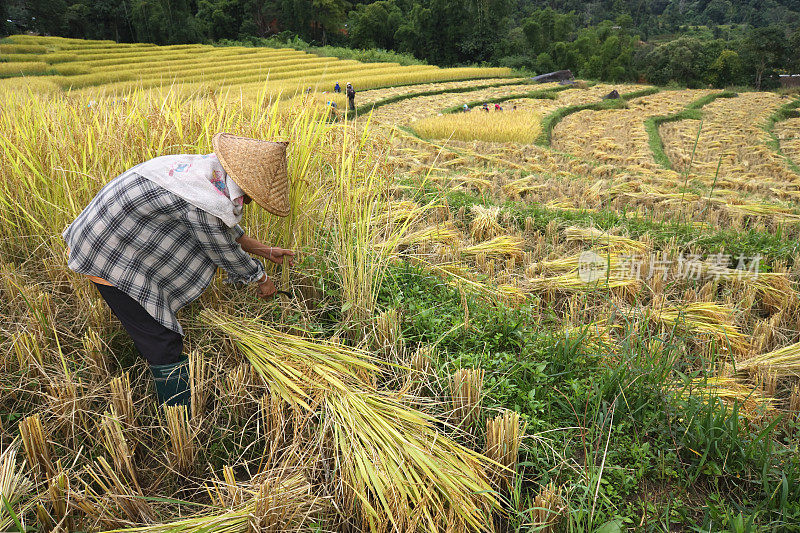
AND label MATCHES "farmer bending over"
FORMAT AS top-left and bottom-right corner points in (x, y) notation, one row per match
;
(63, 133), (294, 406)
